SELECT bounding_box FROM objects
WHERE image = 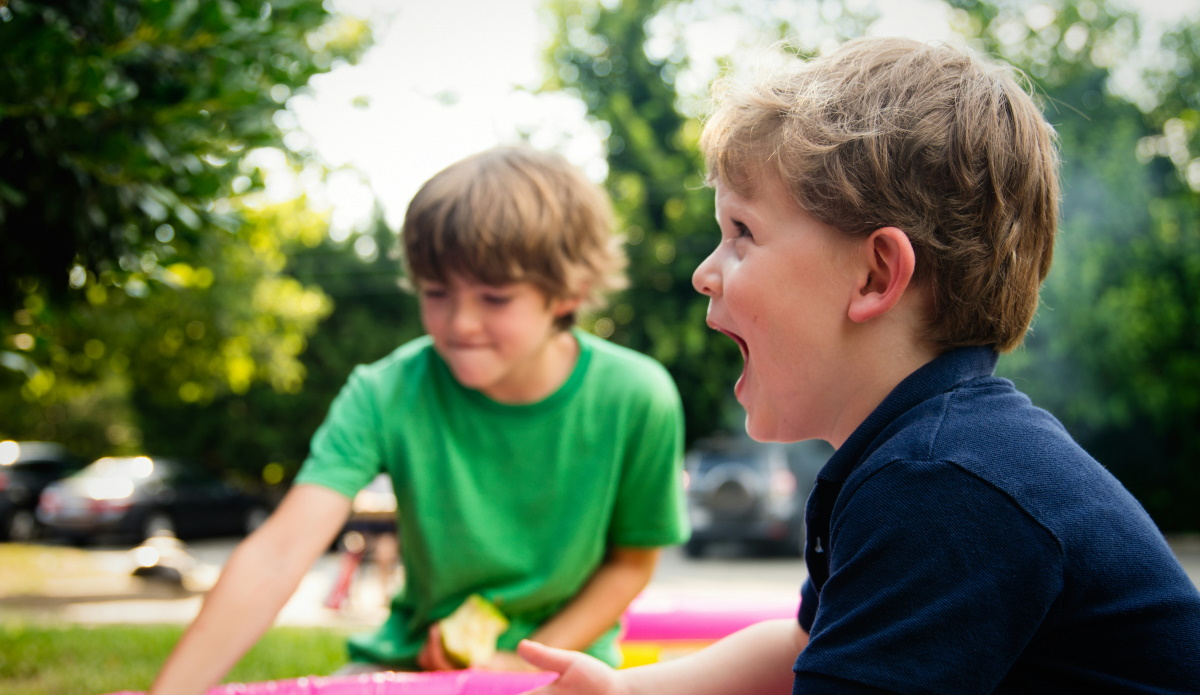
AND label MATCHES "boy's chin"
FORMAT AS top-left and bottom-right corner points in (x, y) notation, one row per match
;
(744, 411), (810, 444)
(743, 414), (783, 443)
(447, 368), (495, 392)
